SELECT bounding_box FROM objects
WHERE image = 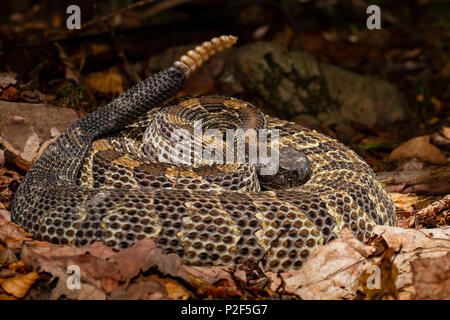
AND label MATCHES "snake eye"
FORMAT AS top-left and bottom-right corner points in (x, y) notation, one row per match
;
(257, 147), (312, 190)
